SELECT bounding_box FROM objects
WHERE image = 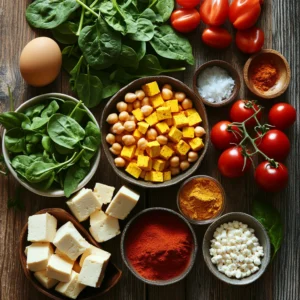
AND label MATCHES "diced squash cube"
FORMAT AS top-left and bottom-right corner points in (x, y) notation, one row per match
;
(155, 122), (170, 135)
(188, 112), (202, 126)
(150, 171), (163, 182)
(137, 122), (149, 134)
(125, 162), (142, 179)
(142, 81), (160, 97)
(165, 118), (174, 126)
(146, 141), (161, 158)
(189, 137), (205, 151)
(168, 126), (182, 143)
(156, 106), (172, 121)
(132, 108), (144, 121)
(153, 159), (166, 172)
(145, 112), (159, 126)
(164, 100), (179, 113)
(133, 129), (143, 140)
(182, 127), (195, 139)
(134, 147), (144, 157)
(174, 140), (190, 156)
(163, 171), (171, 181)
(160, 145), (174, 160)
(137, 155), (152, 171)
(121, 145), (136, 160)
(149, 94), (164, 108)
(173, 114), (189, 128)
(185, 108), (197, 116)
